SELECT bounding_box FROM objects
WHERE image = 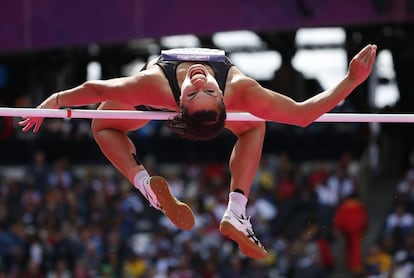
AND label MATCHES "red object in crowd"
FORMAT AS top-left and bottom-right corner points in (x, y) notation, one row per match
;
(333, 197), (369, 273)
